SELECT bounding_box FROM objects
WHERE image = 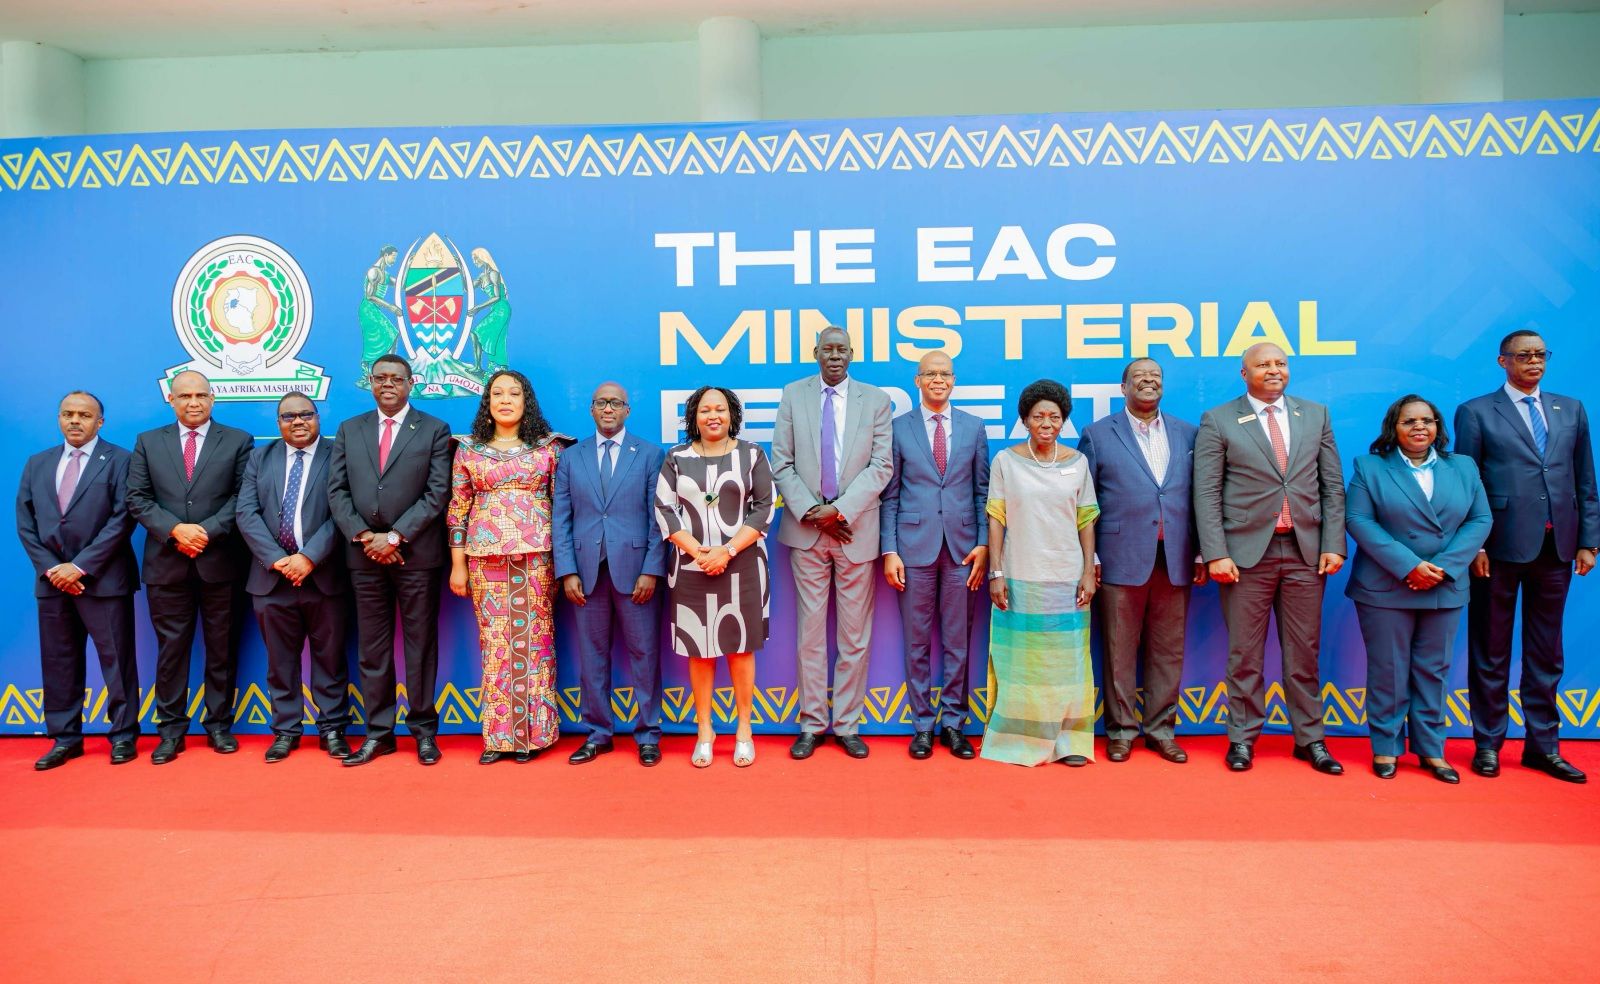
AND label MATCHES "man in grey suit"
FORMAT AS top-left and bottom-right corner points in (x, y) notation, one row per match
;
(1079, 358), (1204, 765)
(880, 351), (989, 760)
(236, 392), (351, 763)
(1193, 342), (1346, 775)
(1455, 328), (1598, 783)
(772, 325), (894, 760)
